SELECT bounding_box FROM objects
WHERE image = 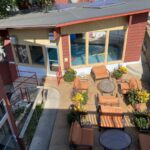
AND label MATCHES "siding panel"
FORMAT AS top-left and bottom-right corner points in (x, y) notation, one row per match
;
(124, 13), (148, 62)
